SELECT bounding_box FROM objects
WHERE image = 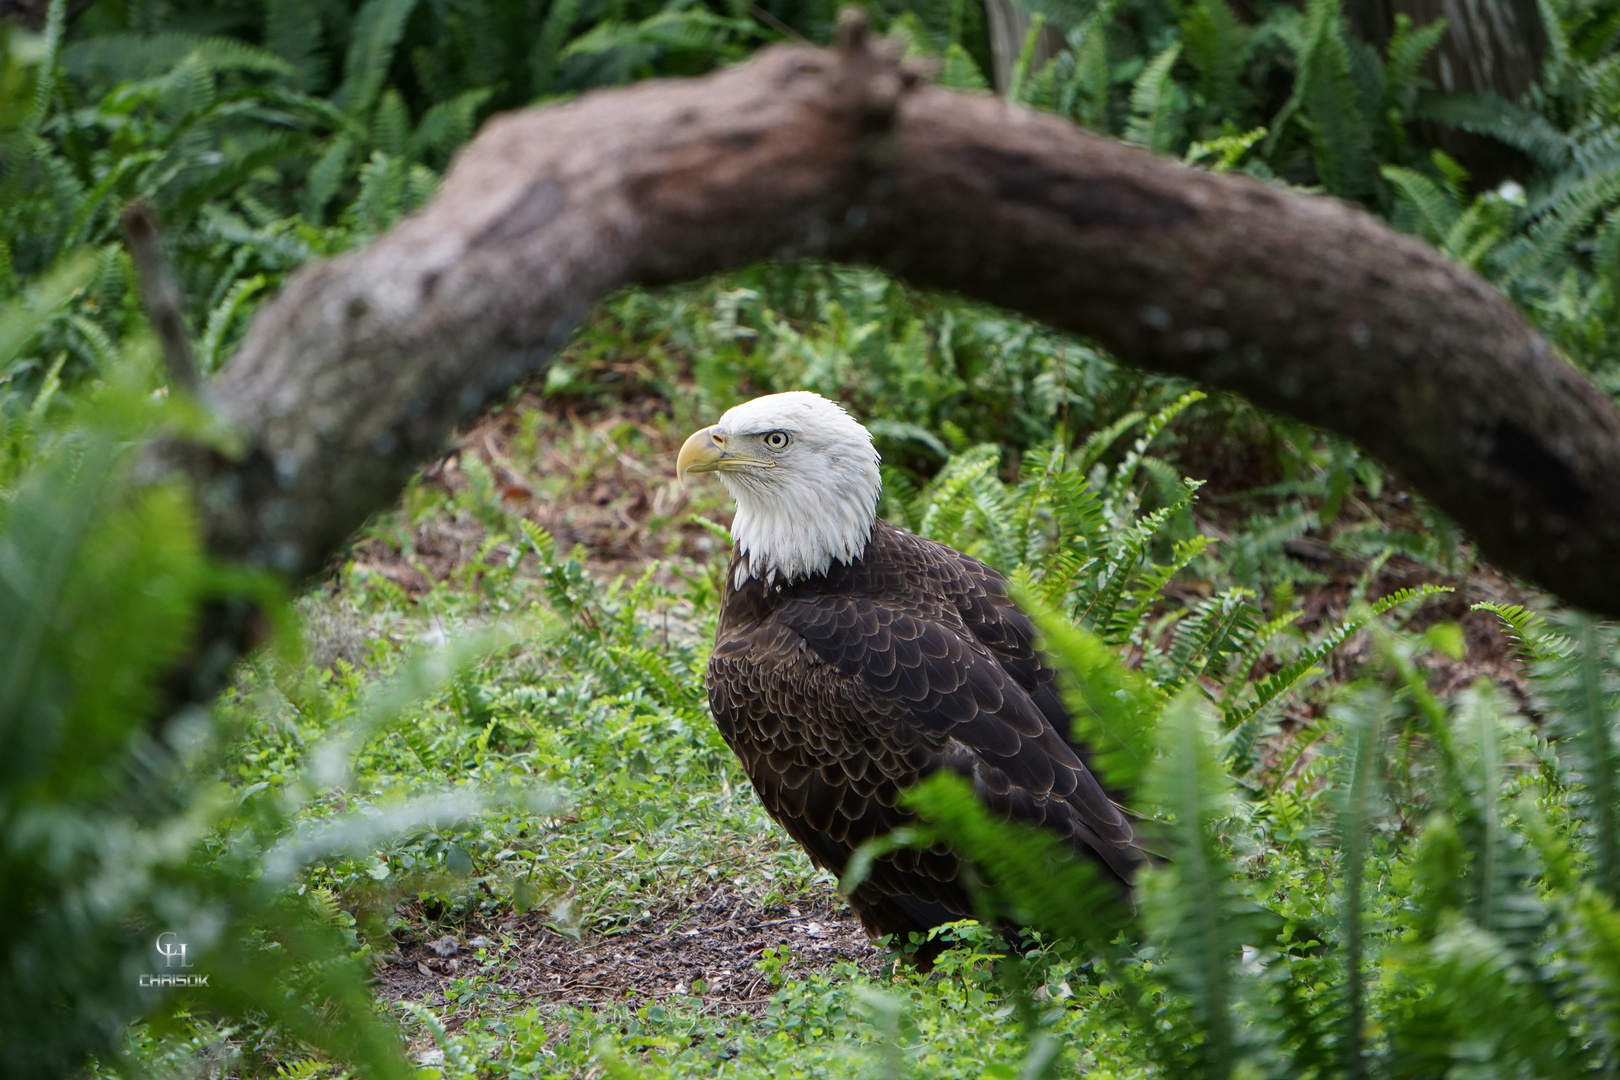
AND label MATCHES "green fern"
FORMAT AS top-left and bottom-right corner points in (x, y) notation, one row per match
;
(1538, 615), (1620, 901)
(1124, 42), (1184, 154)
(1066, 10), (1110, 130)
(1473, 600), (1575, 663)
(940, 42), (992, 92)
(1007, 13), (1049, 104)
(264, 0), (325, 91)
(1019, 586), (1159, 792)
(1327, 689), (1386, 1080)
(1141, 691), (1245, 1079)
(410, 87), (494, 160)
(1101, 390), (1205, 515)
(1151, 588), (1258, 695)
(1502, 164), (1620, 283)
(335, 0), (421, 116)
(1415, 93), (1575, 172)
(1382, 13), (1447, 114)
(1293, 0), (1376, 199)
(532, 0), (584, 94)
(1180, 0), (1250, 123)
(1225, 585), (1453, 769)
(61, 33), (294, 84)
(200, 274), (269, 374)
(1381, 163), (1459, 243)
